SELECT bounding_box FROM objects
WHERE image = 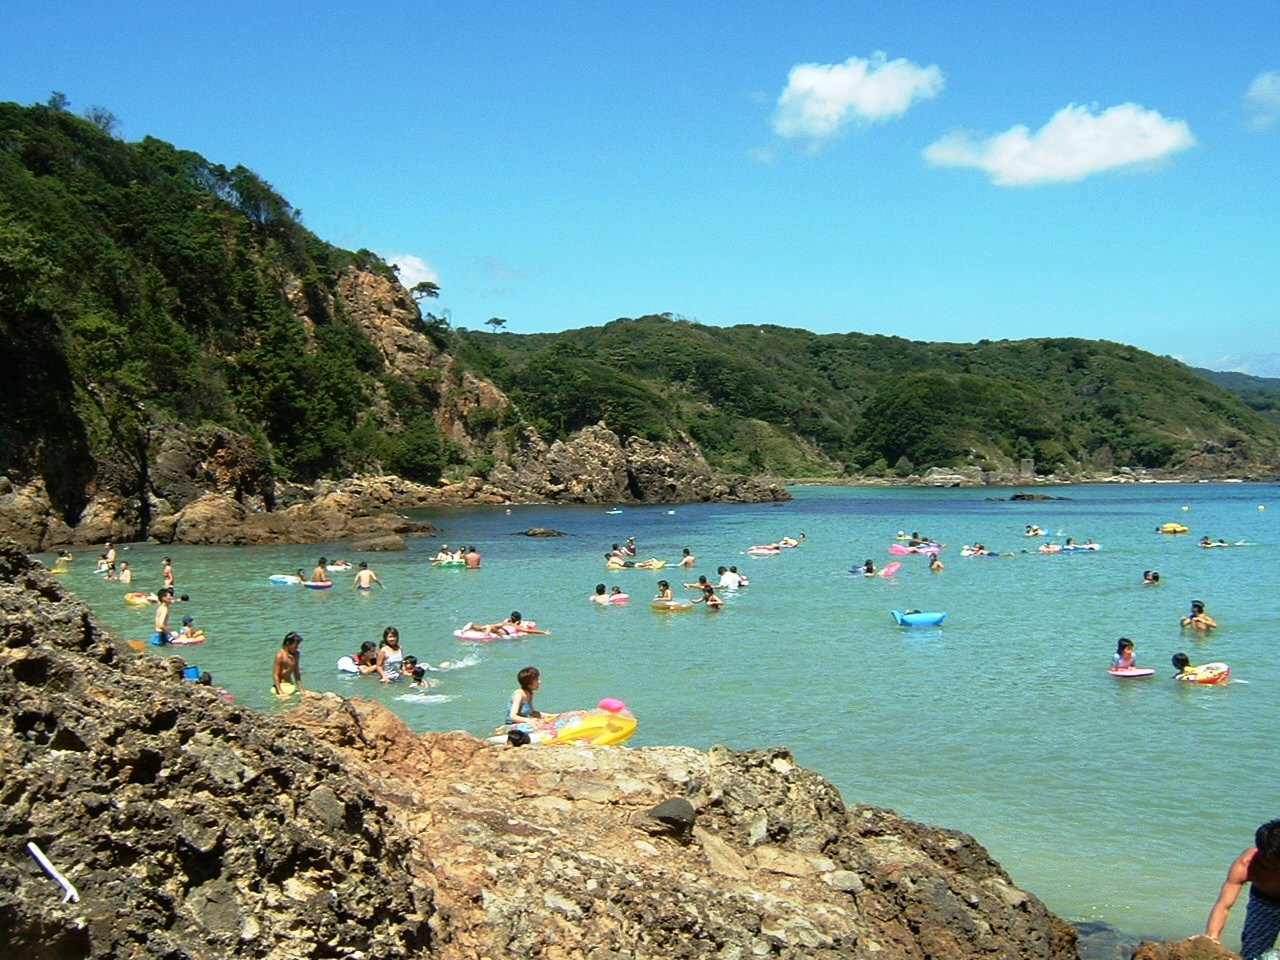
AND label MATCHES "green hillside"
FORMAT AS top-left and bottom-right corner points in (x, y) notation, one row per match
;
(455, 316), (1280, 477)
(0, 99), (459, 521)
(1192, 367), (1280, 426)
